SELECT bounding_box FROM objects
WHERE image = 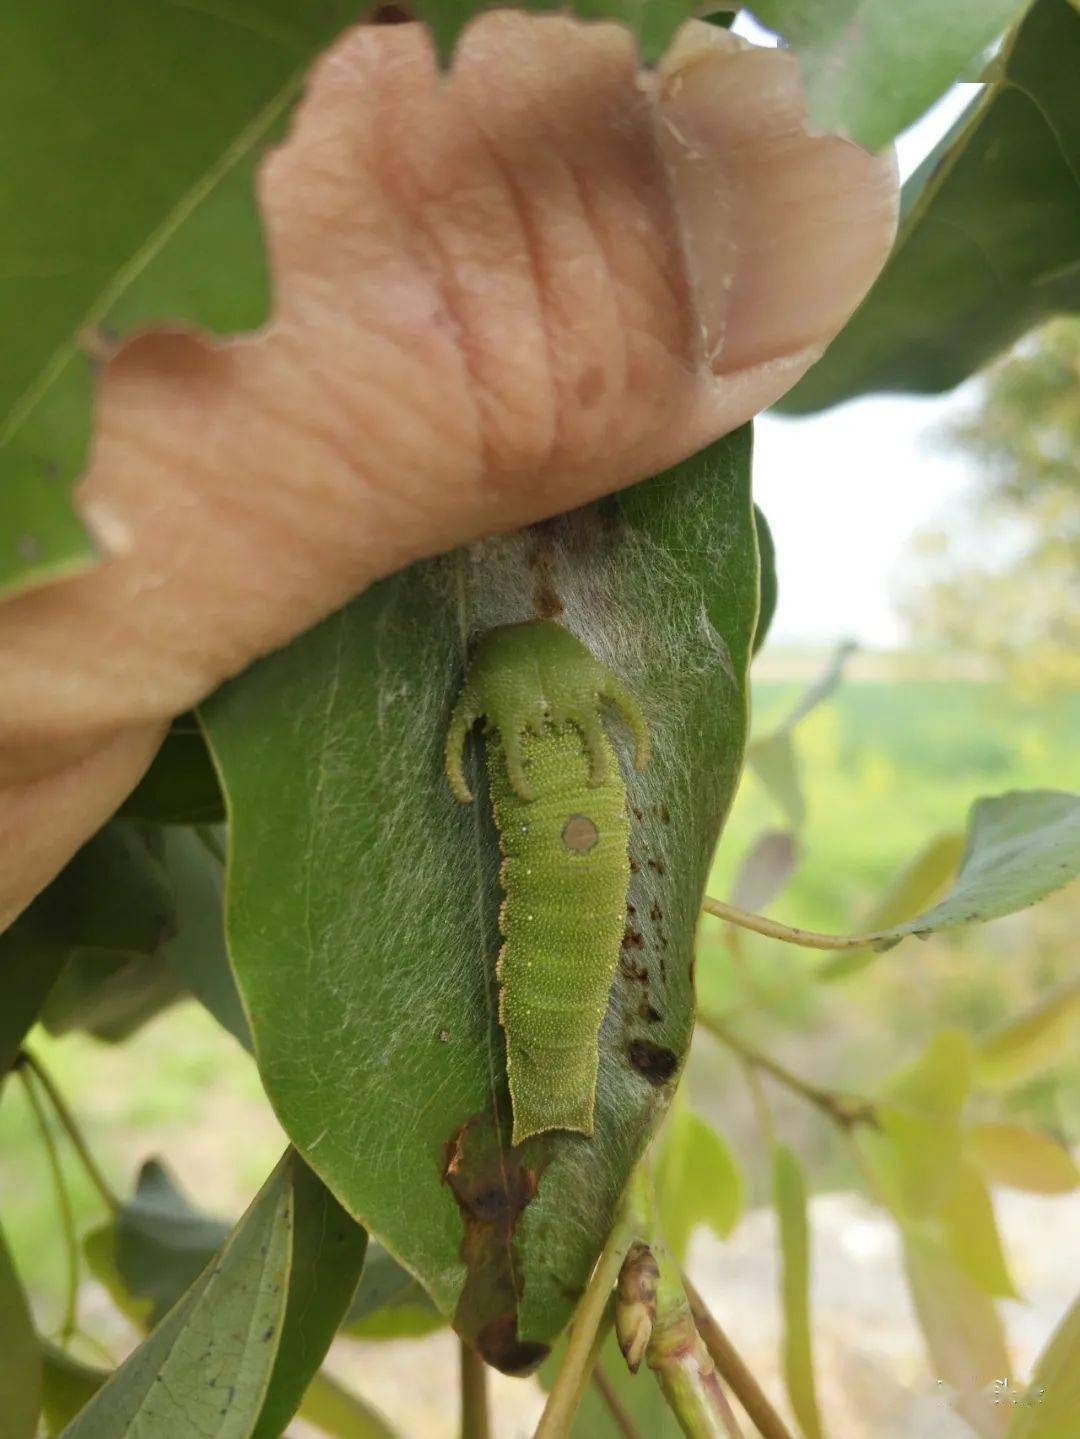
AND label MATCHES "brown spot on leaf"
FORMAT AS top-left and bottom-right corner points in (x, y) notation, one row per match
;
(646, 857), (666, 876)
(639, 1002), (663, 1024)
(476, 1315), (550, 1376)
(649, 900), (663, 923)
(442, 1114), (544, 1374)
(619, 953), (648, 984)
(627, 1040), (678, 1085)
(622, 925), (645, 951)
